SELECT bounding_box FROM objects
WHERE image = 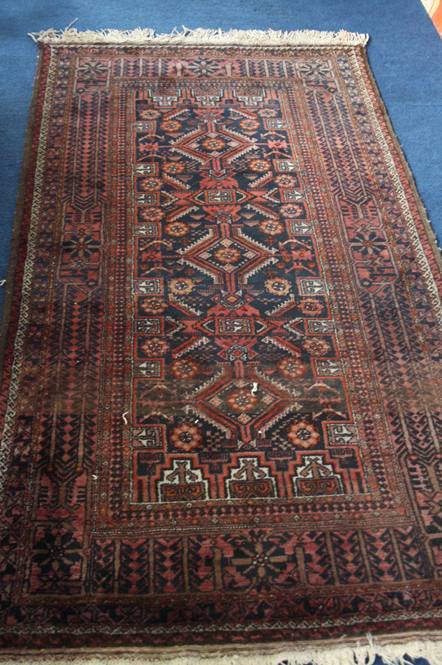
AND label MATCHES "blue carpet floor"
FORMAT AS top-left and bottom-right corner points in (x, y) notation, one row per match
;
(0, 1), (439, 663)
